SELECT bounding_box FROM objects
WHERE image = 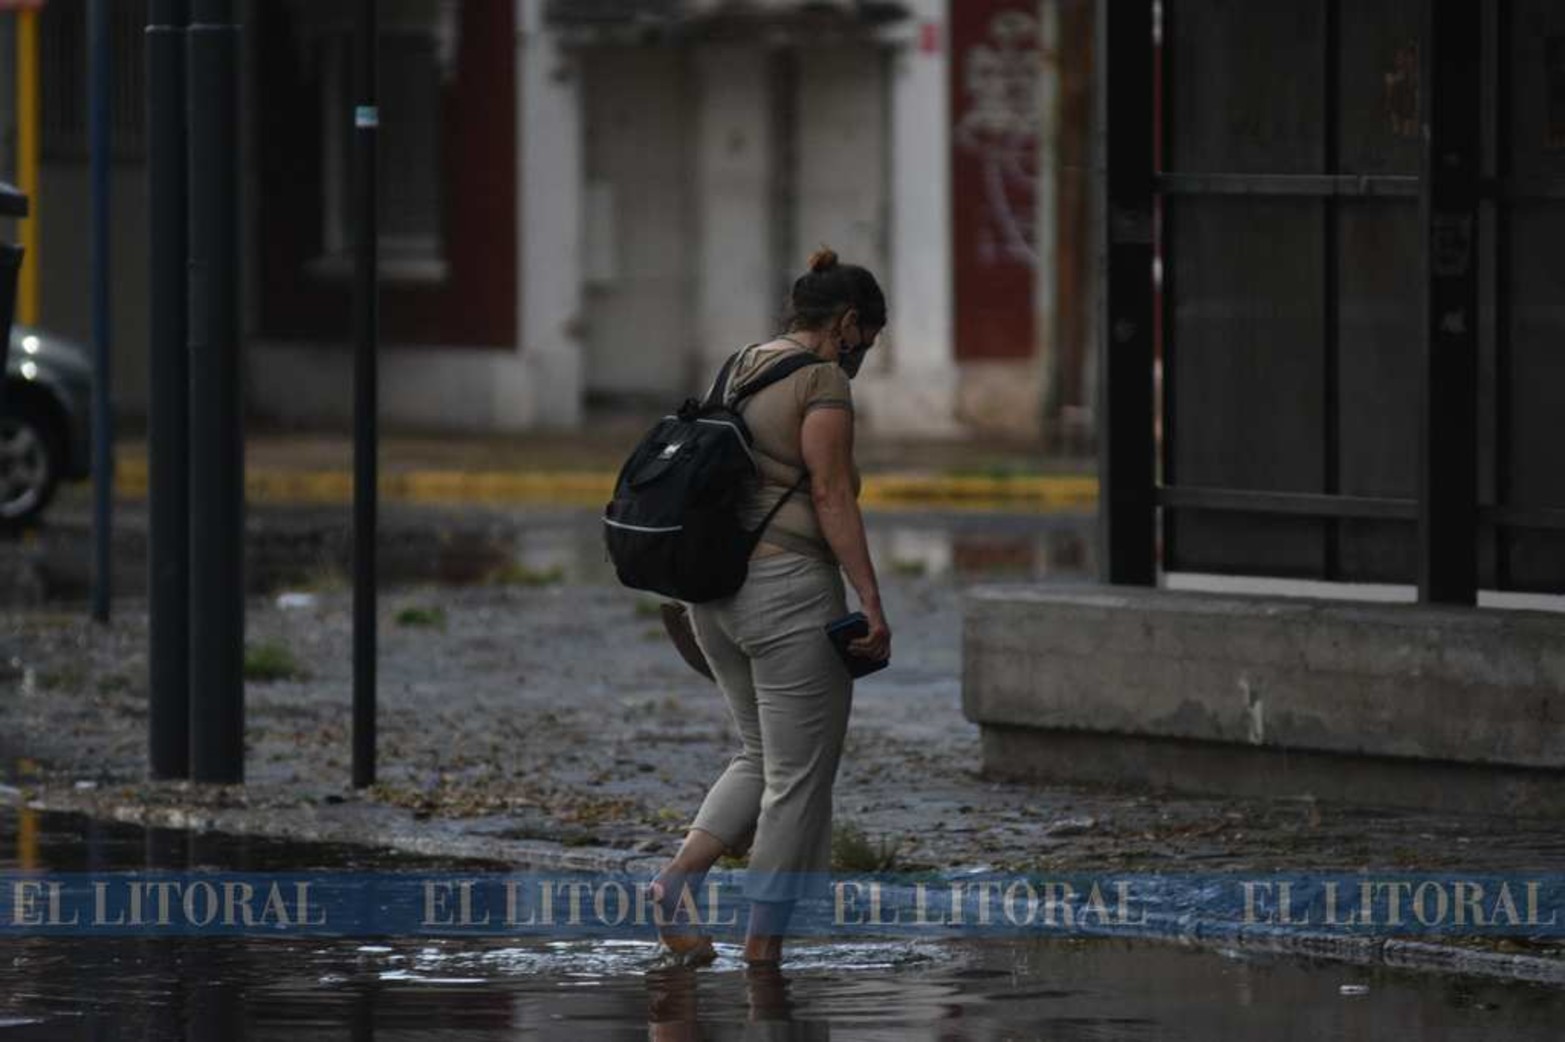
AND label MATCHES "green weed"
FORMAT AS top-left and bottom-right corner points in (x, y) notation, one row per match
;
(96, 672), (134, 694)
(244, 640), (306, 683)
(486, 562), (566, 587)
(36, 666), (87, 691)
(831, 822), (901, 873)
(394, 605), (447, 629)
